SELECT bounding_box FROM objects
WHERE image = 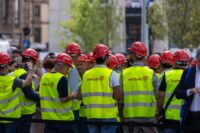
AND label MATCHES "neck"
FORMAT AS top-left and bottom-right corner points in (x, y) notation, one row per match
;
(53, 66), (62, 74)
(0, 70), (7, 75)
